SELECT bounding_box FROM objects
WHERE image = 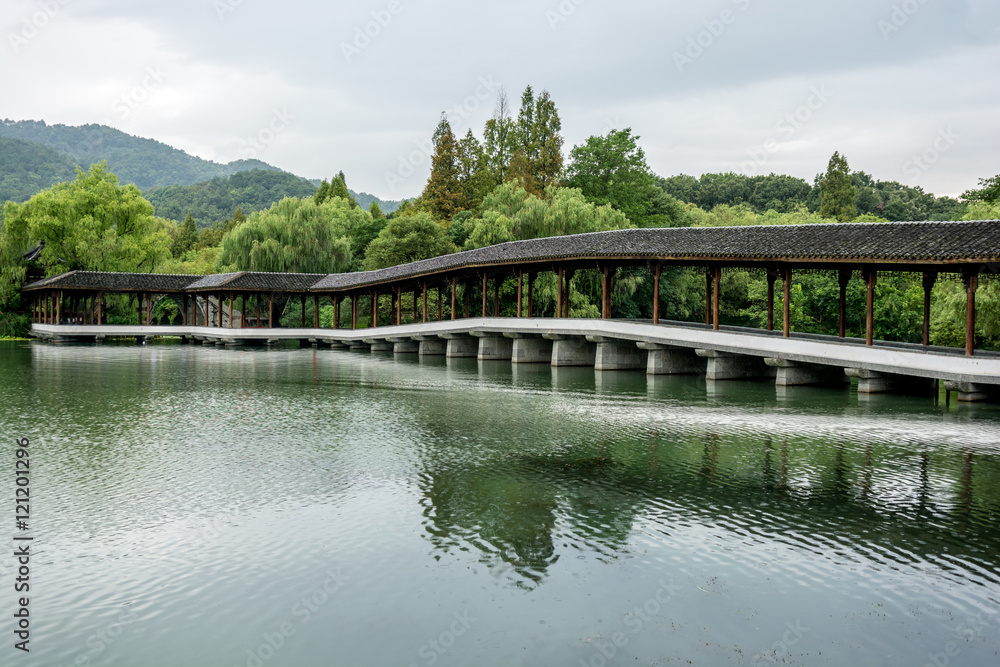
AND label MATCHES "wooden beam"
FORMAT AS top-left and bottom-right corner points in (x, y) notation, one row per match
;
(964, 268), (978, 357)
(767, 271), (777, 331)
(782, 268), (791, 338)
(838, 269), (852, 339)
(450, 278), (456, 321)
(517, 270), (523, 318)
(922, 271), (937, 347)
(864, 268), (876, 346)
(653, 265), (661, 325)
(713, 266), (722, 331)
(481, 273), (488, 317)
